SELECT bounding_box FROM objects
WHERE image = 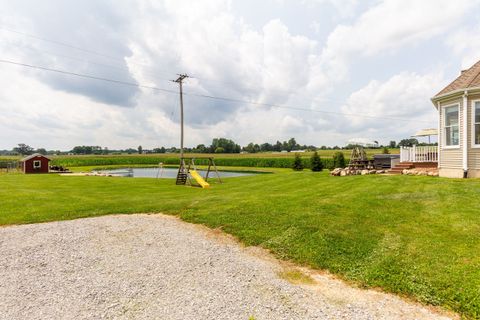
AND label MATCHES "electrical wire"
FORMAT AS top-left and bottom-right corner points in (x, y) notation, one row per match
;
(0, 58), (433, 124)
(1, 26), (355, 104)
